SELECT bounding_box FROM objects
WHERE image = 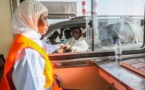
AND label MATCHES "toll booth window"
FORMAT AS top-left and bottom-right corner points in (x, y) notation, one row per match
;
(40, 0), (144, 54)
